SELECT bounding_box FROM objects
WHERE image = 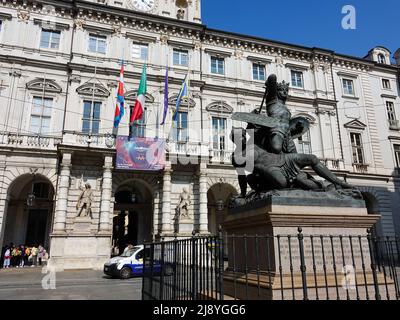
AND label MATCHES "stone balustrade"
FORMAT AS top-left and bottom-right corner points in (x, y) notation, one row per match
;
(0, 132), (62, 150)
(62, 131), (116, 150)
